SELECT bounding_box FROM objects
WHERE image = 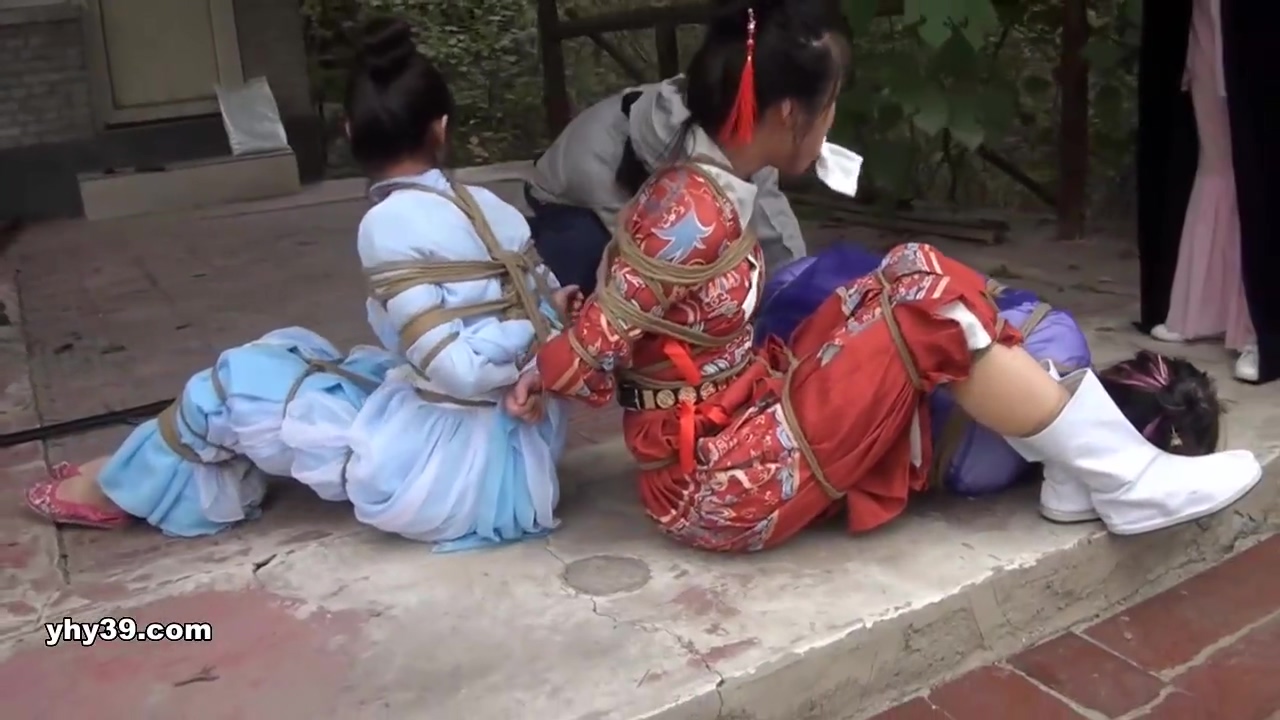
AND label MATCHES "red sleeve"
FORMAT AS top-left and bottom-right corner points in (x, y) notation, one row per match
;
(536, 166), (741, 405)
